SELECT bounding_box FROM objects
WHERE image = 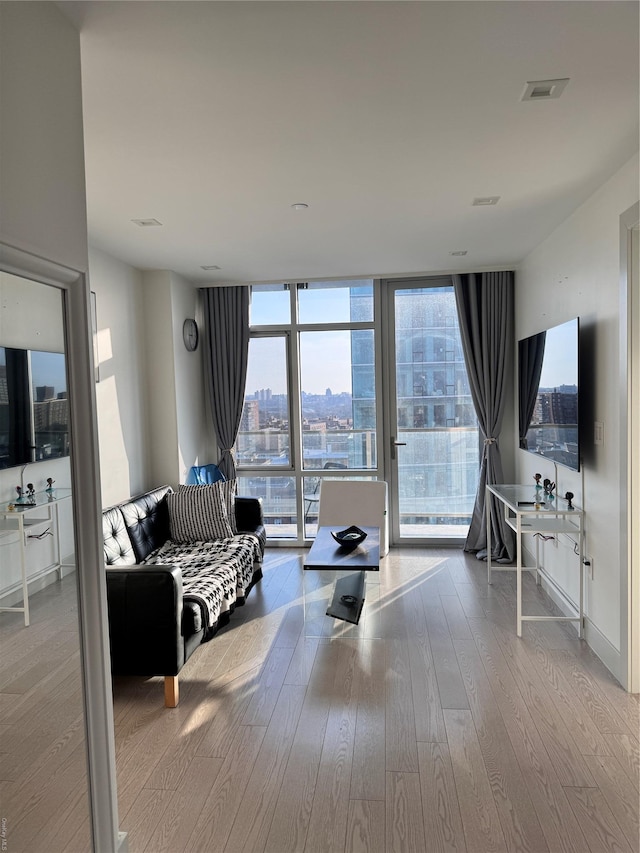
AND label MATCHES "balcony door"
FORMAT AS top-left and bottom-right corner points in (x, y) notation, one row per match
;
(383, 279), (479, 543)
